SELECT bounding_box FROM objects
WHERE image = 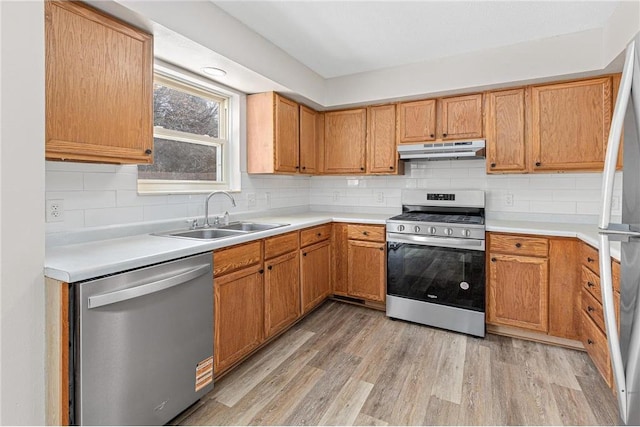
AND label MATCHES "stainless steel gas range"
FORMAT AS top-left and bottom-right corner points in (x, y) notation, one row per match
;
(386, 190), (486, 337)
